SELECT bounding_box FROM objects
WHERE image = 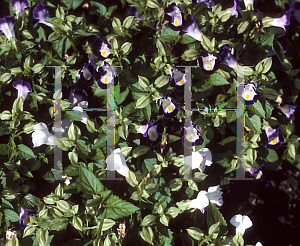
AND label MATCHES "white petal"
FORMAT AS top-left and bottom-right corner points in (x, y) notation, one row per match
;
(106, 148), (129, 177)
(241, 215), (252, 229)
(230, 214), (243, 227)
(255, 242), (263, 246)
(189, 191), (209, 210)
